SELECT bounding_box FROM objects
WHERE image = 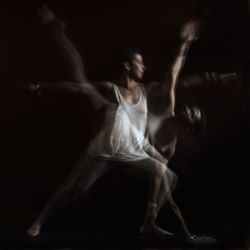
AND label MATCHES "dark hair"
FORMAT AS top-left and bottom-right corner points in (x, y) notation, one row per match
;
(119, 48), (142, 67)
